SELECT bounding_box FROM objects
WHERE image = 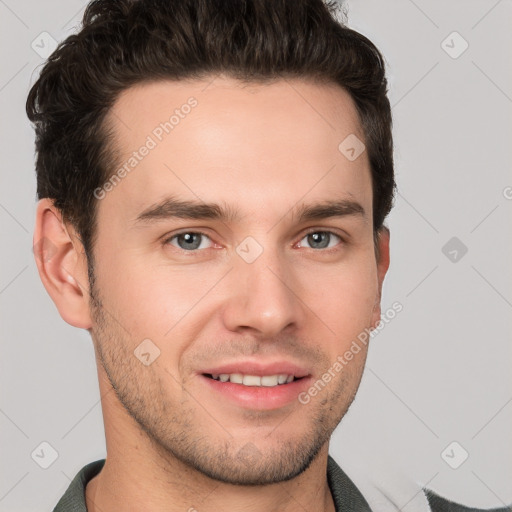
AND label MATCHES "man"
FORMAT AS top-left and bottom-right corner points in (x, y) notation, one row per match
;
(26, 0), (511, 510)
